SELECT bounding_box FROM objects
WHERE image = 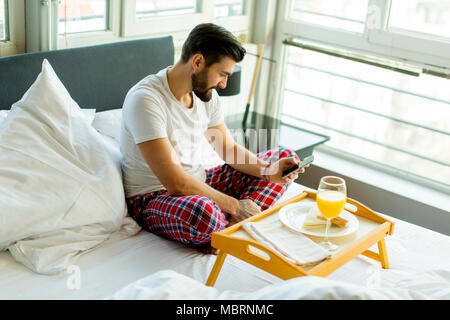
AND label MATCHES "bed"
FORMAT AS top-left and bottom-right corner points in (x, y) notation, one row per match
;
(1, 38), (449, 300)
(2, 175), (450, 300)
